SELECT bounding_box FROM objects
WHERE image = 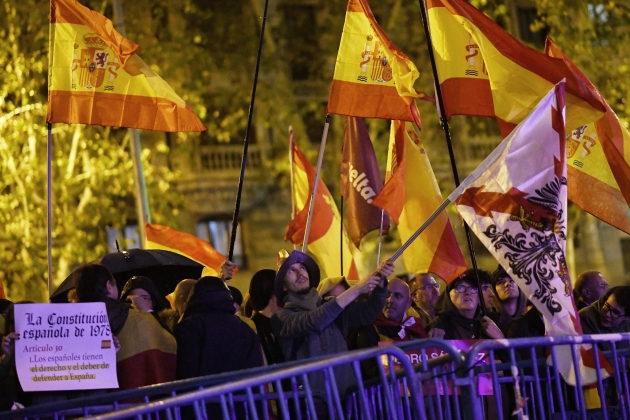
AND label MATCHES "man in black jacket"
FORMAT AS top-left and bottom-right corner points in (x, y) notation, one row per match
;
(175, 276), (263, 380)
